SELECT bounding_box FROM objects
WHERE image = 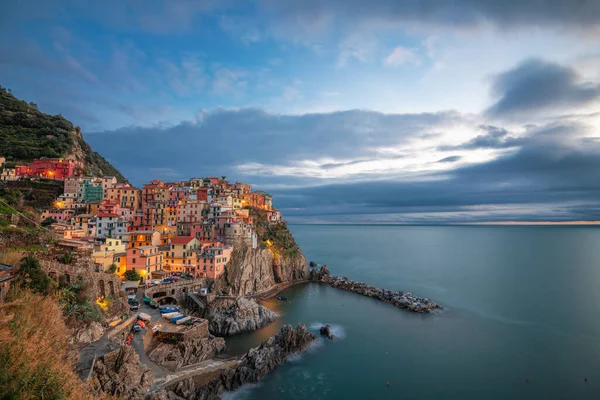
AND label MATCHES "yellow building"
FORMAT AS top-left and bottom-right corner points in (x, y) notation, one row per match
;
(164, 236), (200, 273)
